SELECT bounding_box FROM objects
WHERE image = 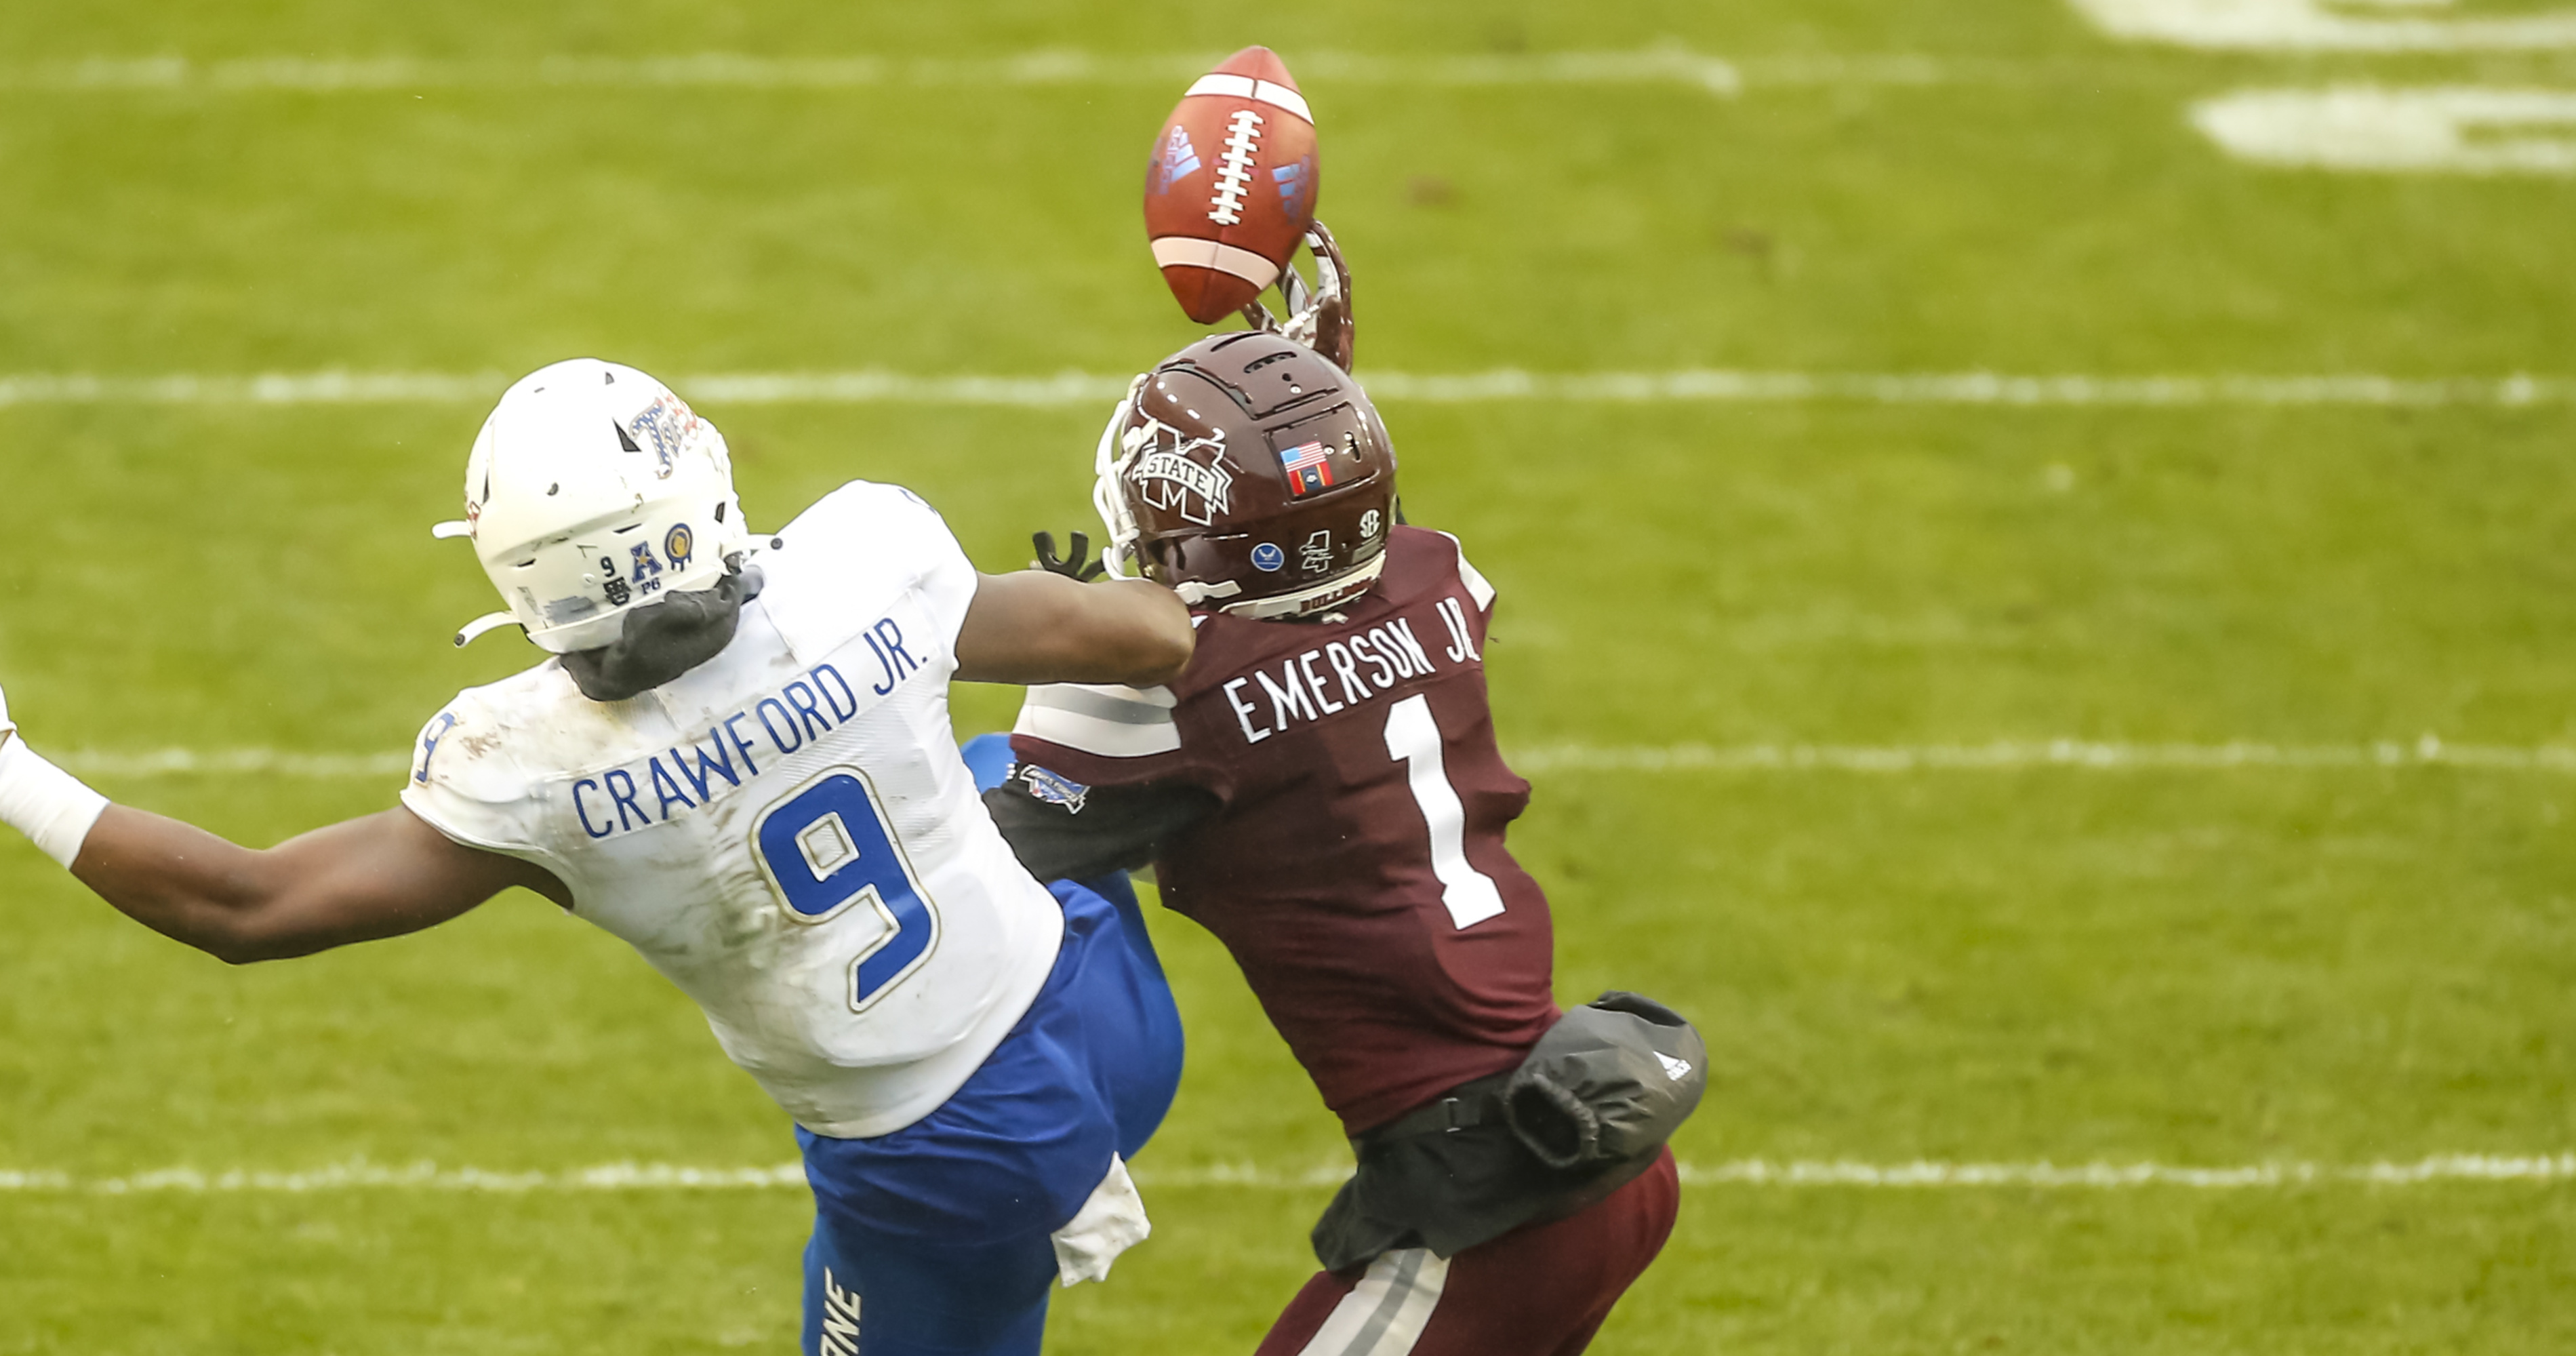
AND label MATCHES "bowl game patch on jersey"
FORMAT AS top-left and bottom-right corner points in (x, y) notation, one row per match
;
(1018, 765), (1091, 814)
